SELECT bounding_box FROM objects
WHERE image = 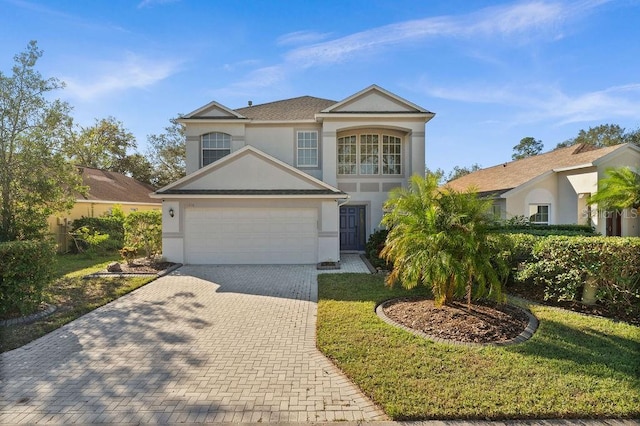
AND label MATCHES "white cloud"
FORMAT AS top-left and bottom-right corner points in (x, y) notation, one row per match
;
(63, 53), (182, 102)
(419, 80), (640, 126)
(222, 59), (261, 72)
(137, 0), (180, 9)
(284, 0), (611, 68)
(276, 31), (332, 46)
(210, 66), (287, 100)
